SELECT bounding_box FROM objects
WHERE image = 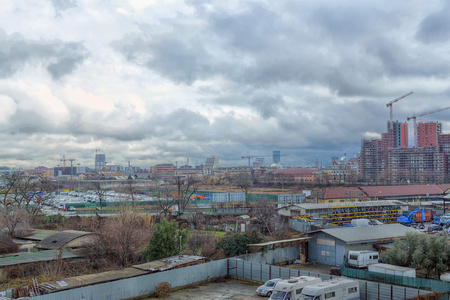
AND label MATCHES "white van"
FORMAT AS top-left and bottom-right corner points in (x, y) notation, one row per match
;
(269, 276), (322, 300)
(347, 250), (379, 268)
(300, 278), (359, 300)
